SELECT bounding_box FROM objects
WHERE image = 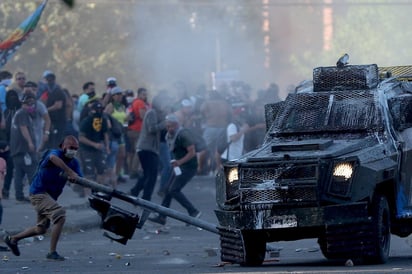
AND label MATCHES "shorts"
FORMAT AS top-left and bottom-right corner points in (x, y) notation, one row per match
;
(80, 149), (107, 176)
(30, 193), (66, 229)
(106, 140), (120, 169)
(126, 130), (140, 153)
